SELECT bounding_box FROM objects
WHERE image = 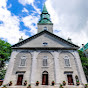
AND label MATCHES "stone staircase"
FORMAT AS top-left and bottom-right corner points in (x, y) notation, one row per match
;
(4, 85), (85, 88)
